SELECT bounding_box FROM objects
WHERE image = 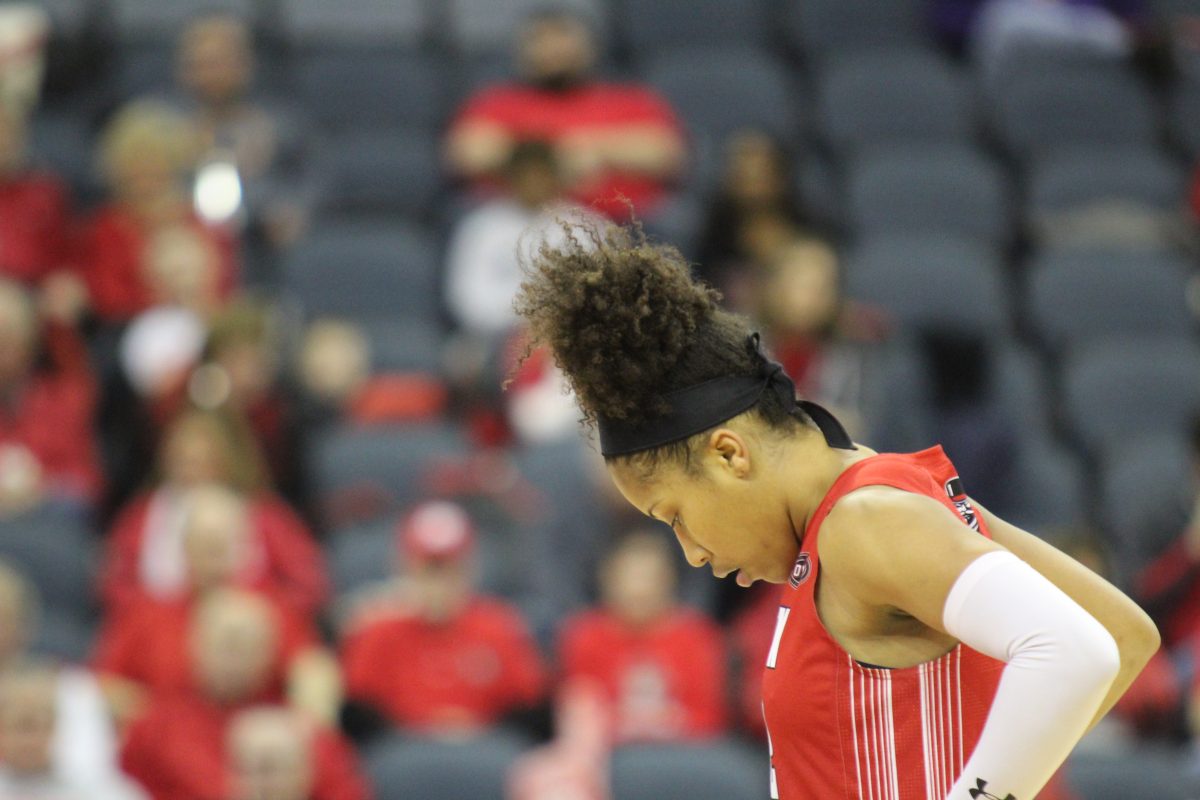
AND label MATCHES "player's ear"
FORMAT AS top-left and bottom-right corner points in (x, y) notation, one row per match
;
(707, 428), (751, 478)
